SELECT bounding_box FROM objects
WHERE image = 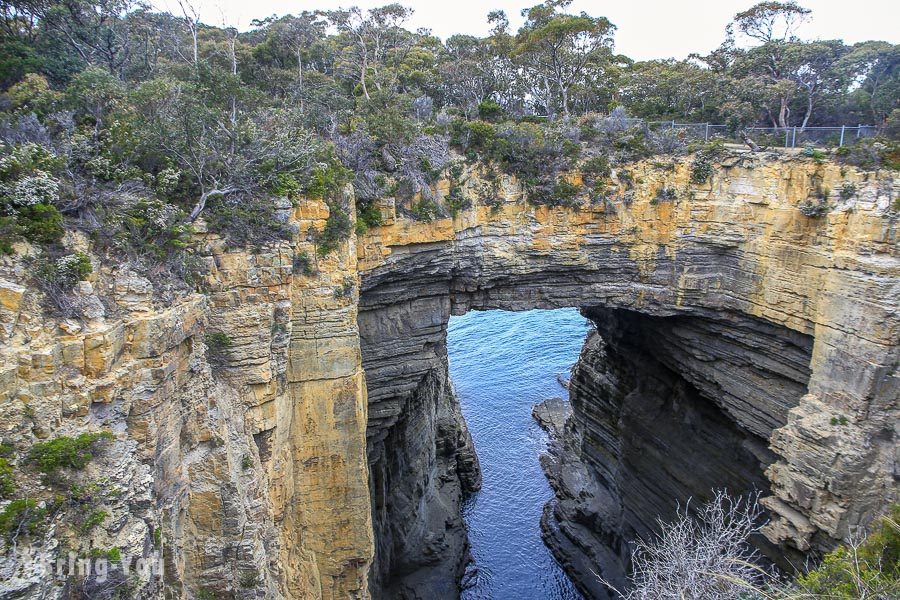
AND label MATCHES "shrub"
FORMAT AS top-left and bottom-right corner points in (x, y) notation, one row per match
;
(205, 196), (292, 248)
(292, 252), (316, 276)
(315, 202), (352, 256)
(477, 100), (504, 122)
(106, 199), (193, 263)
(0, 457), (15, 498)
(10, 170), (59, 206)
(652, 186), (678, 204)
(355, 199), (383, 233)
(547, 179), (581, 208)
(205, 332), (233, 365)
(0, 498), (48, 540)
(26, 431), (115, 474)
(463, 120), (497, 149)
(80, 508), (108, 533)
(89, 547), (121, 562)
(614, 491), (771, 600)
(0, 216), (20, 254)
(302, 160), (349, 201)
(239, 570), (260, 589)
(797, 504), (899, 598)
(835, 139), (900, 171)
(444, 185), (471, 216)
(801, 145), (828, 161)
(690, 155), (714, 184)
(580, 155), (611, 179)
(38, 252), (92, 290)
(15, 202), (64, 244)
(839, 182), (857, 200)
(411, 198), (440, 222)
(799, 196), (829, 217)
